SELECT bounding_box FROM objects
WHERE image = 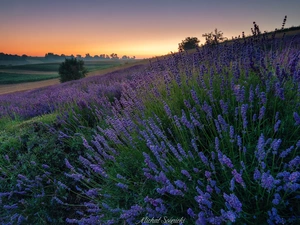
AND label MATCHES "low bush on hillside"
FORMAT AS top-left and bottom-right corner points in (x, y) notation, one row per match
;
(59, 58), (88, 83)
